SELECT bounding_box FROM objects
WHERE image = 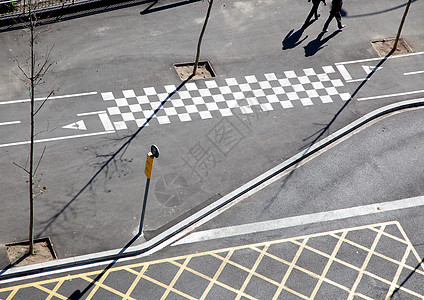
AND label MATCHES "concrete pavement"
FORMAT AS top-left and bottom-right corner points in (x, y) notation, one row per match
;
(1, 101), (424, 298)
